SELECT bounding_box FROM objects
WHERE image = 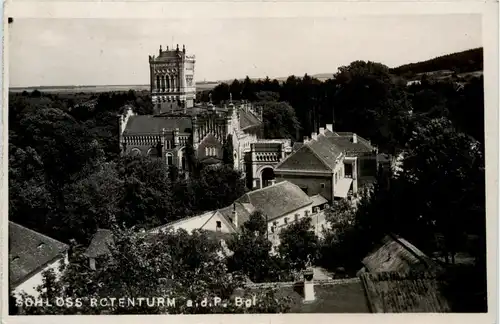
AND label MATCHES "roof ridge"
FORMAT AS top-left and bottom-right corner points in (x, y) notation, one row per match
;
(305, 135), (337, 171)
(9, 221), (69, 250)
